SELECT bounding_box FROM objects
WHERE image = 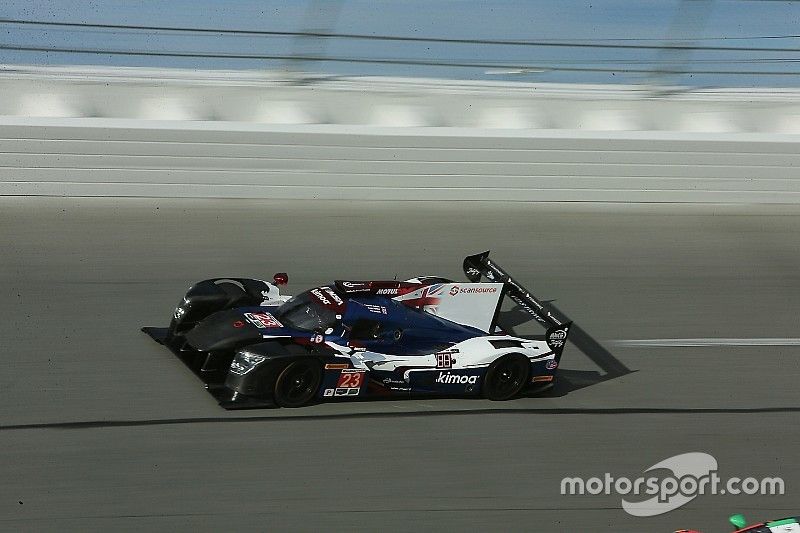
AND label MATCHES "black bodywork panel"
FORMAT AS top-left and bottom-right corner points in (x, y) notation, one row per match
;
(142, 326), (277, 409)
